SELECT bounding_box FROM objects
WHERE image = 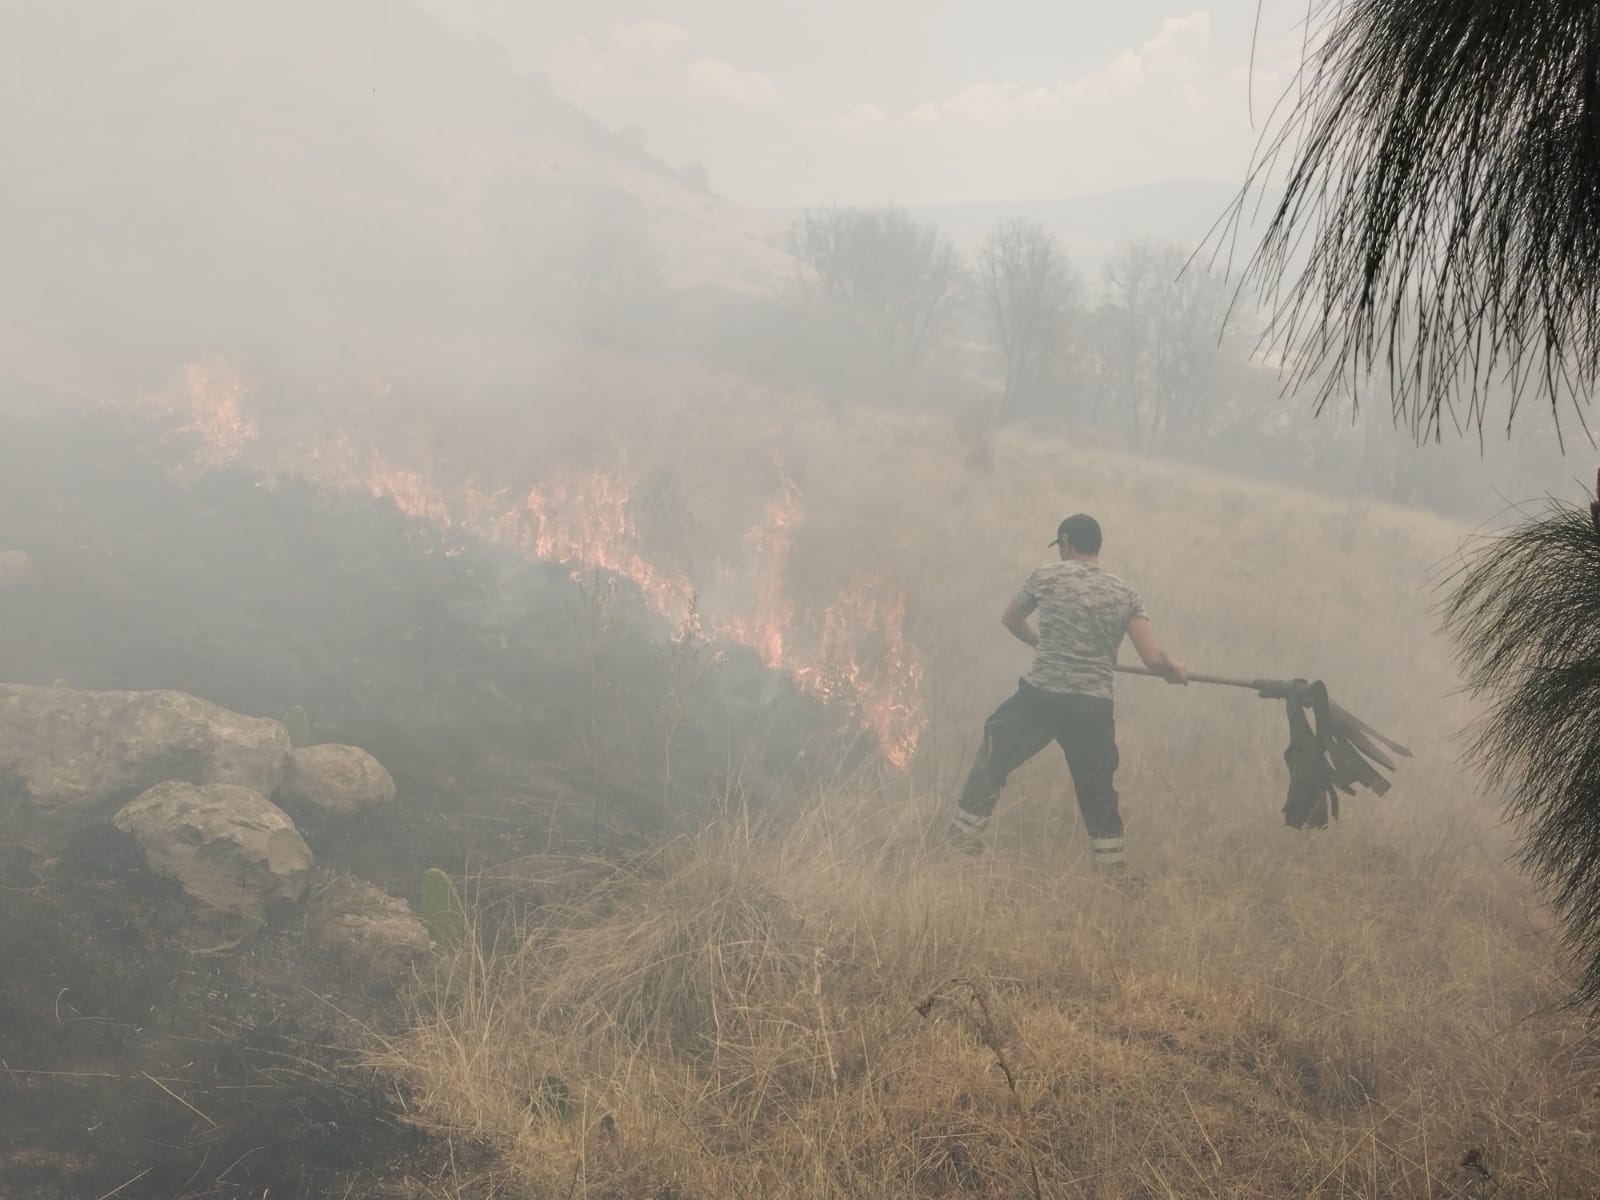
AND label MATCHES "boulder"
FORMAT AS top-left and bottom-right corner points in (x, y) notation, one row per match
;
(112, 782), (313, 922)
(0, 685), (291, 849)
(278, 744), (396, 817)
(310, 878), (432, 981)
